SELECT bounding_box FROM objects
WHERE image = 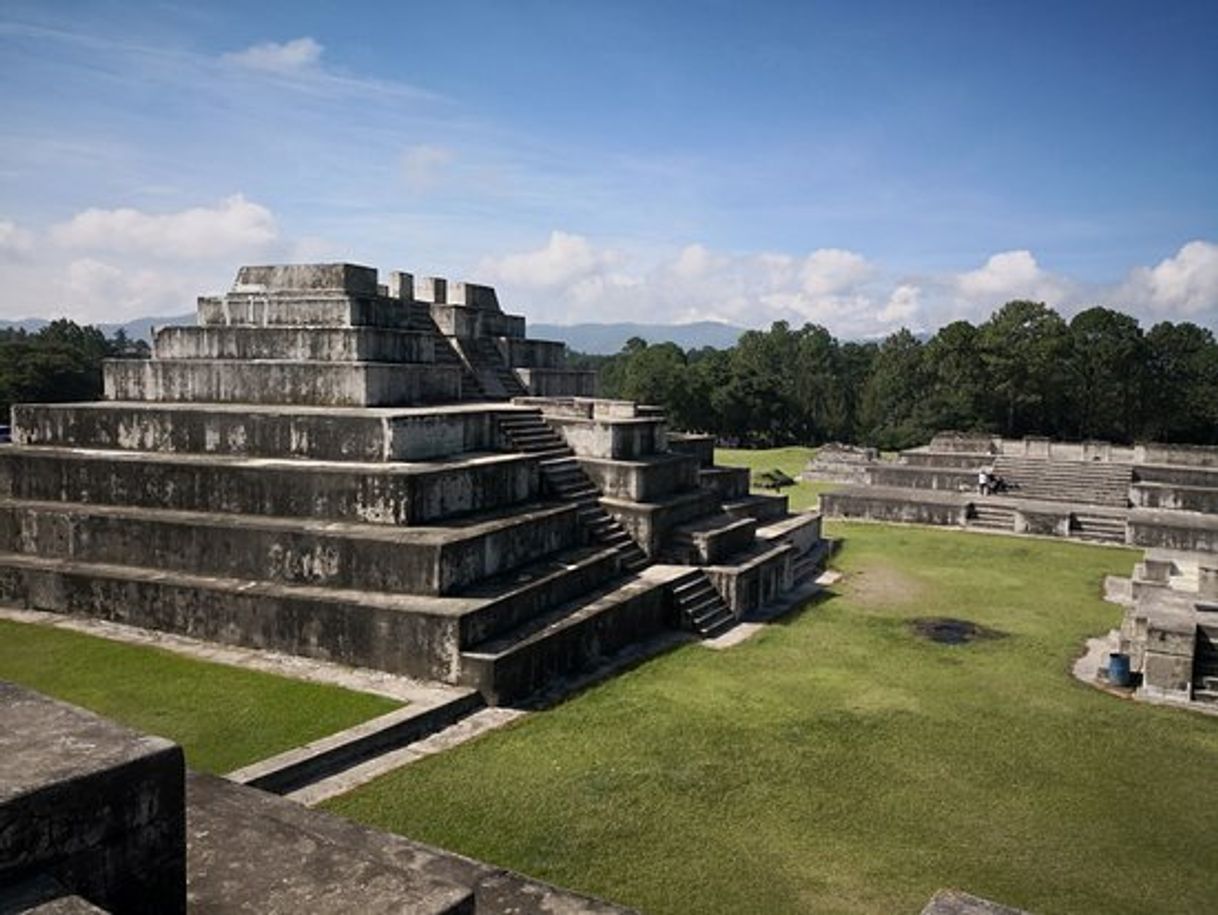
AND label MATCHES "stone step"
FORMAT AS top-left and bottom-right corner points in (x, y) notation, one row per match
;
(103, 359), (461, 407)
(459, 571), (679, 705)
(0, 497), (581, 597)
(0, 446), (540, 526)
